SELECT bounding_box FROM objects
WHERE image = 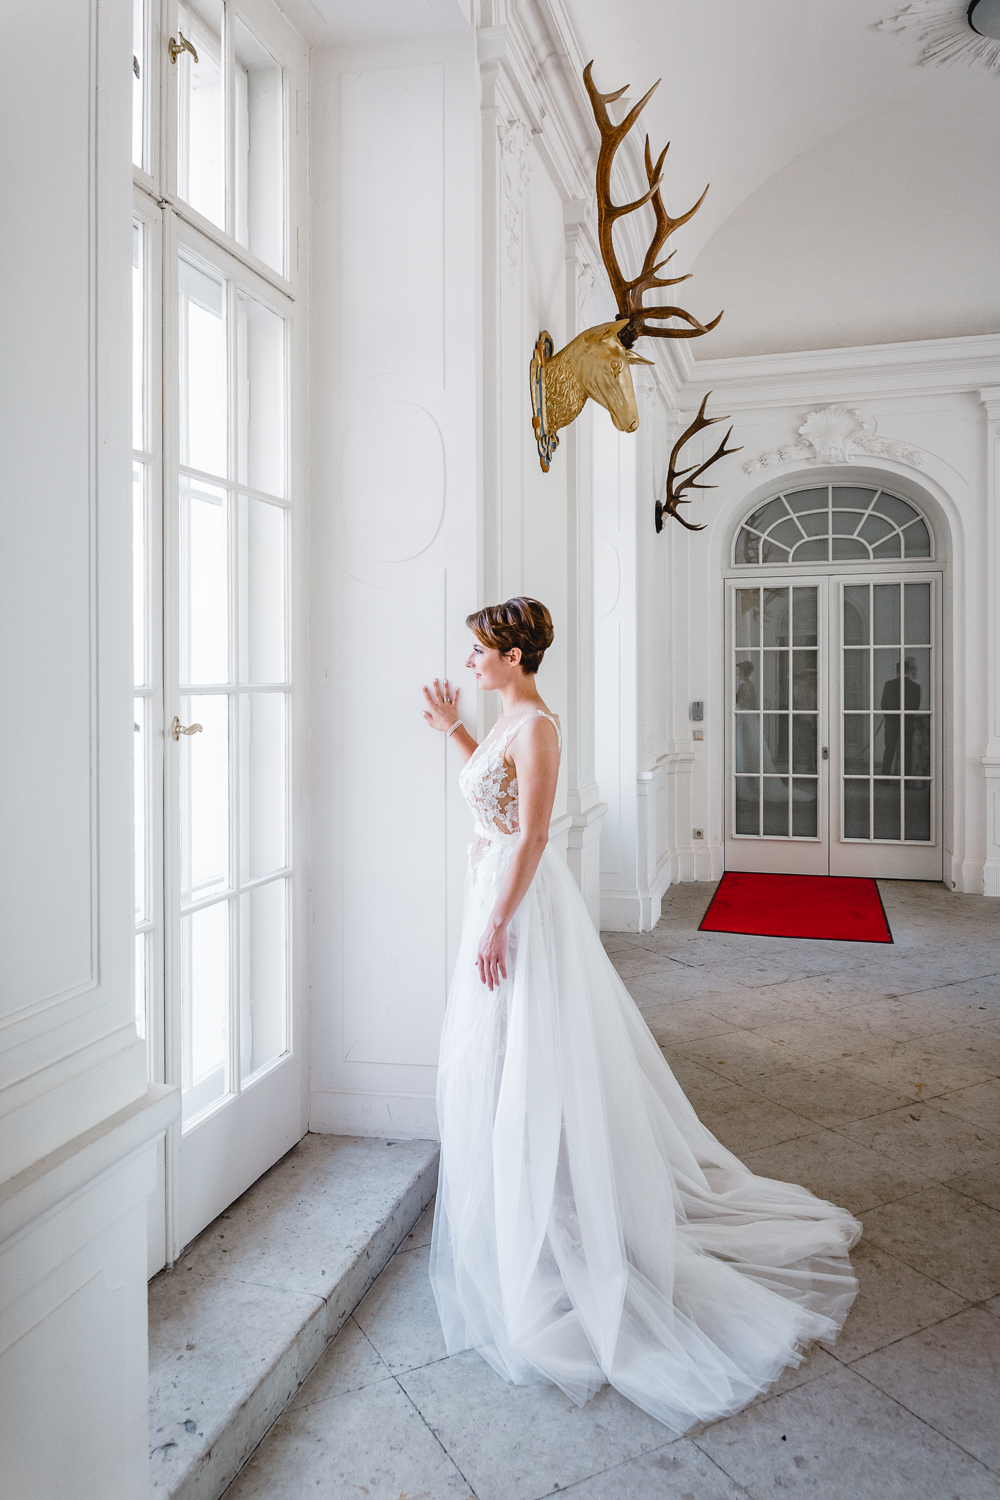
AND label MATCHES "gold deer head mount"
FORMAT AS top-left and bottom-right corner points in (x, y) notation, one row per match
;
(530, 62), (724, 475)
